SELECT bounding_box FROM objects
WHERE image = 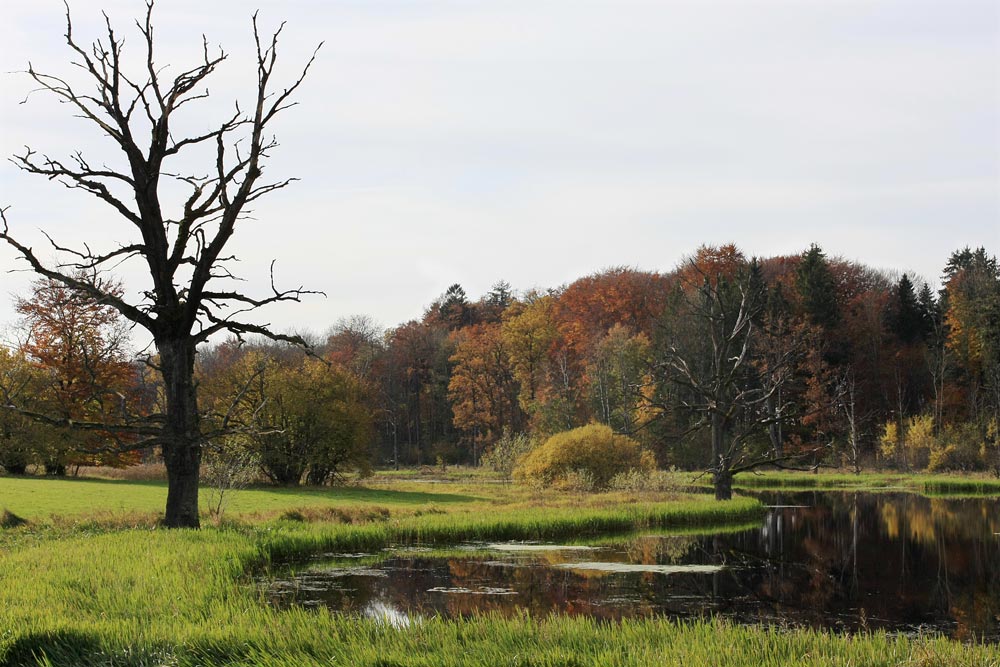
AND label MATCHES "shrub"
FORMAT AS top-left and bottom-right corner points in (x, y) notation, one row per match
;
(878, 421), (899, 463)
(929, 422), (986, 472)
(607, 465), (675, 493)
(904, 414), (936, 470)
(482, 431), (536, 482)
(556, 468), (597, 493)
(514, 423), (652, 489)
